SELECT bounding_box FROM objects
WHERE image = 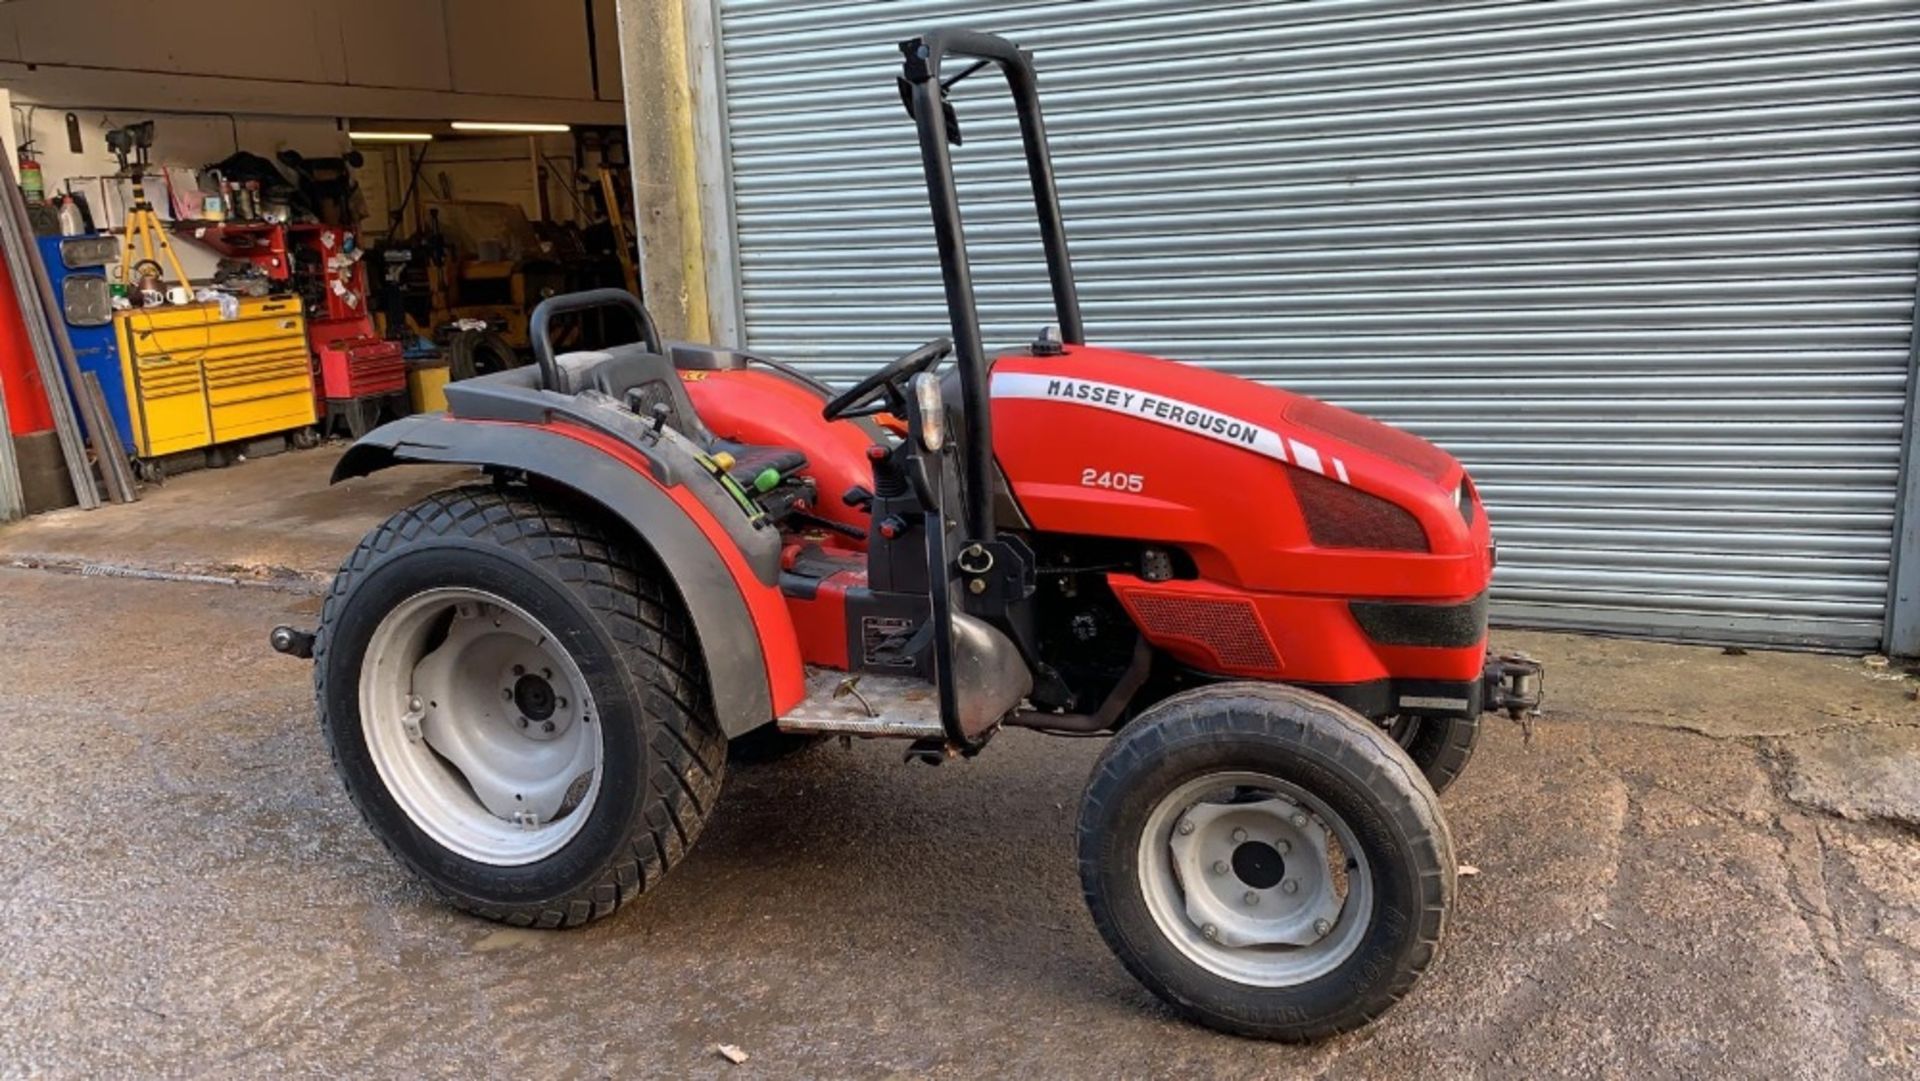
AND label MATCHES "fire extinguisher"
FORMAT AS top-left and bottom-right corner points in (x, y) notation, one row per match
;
(17, 144), (44, 206)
